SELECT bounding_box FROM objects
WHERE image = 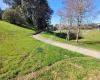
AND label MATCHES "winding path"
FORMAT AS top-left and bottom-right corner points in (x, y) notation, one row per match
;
(33, 34), (100, 59)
